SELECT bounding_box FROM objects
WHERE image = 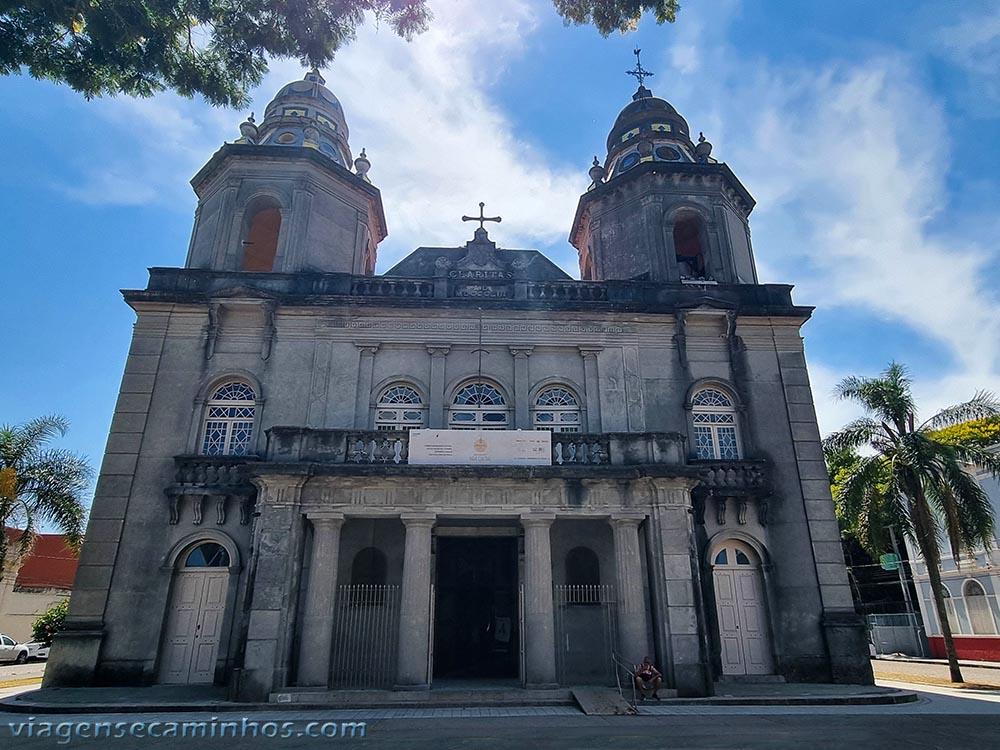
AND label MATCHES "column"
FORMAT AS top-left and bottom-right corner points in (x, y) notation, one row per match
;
(611, 515), (650, 666)
(353, 342), (379, 428)
(578, 347), (602, 432)
(396, 514), (435, 689)
(522, 514), (557, 688)
(296, 512), (345, 687)
(510, 347), (533, 429)
(426, 346), (450, 428)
